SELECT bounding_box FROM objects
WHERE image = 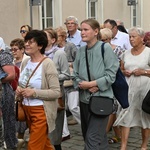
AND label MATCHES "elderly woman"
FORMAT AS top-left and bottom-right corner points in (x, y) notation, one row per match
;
(114, 27), (150, 150)
(16, 30), (60, 150)
(10, 38), (25, 68)
(55, 26), (80, 141)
